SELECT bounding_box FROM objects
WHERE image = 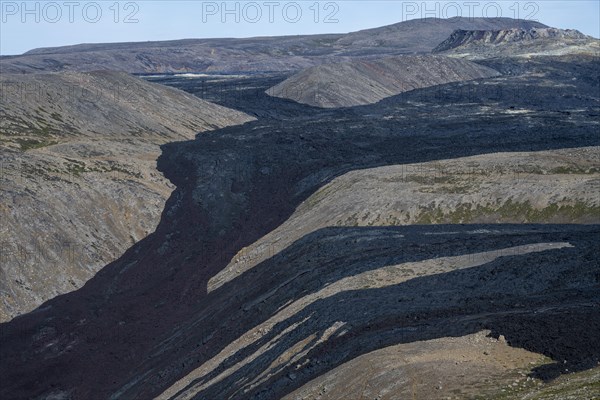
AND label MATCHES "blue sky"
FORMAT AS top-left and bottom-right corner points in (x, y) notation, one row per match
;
(1, 1), (599, 55)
